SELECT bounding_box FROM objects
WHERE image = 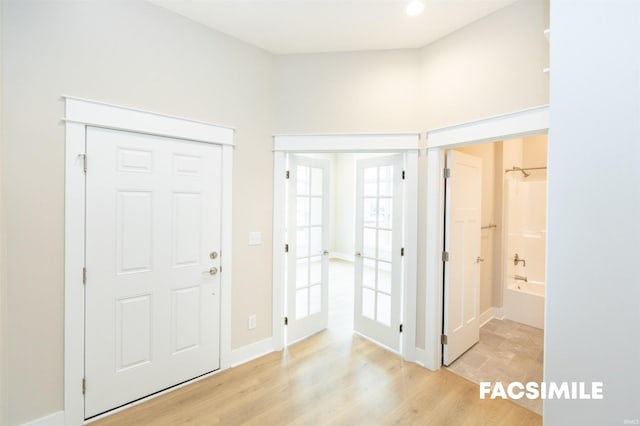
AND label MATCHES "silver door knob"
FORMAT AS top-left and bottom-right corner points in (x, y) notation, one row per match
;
(203, 267), (218, 276)
(355, 252), (362, 257)
(323, 250), (330, 256)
